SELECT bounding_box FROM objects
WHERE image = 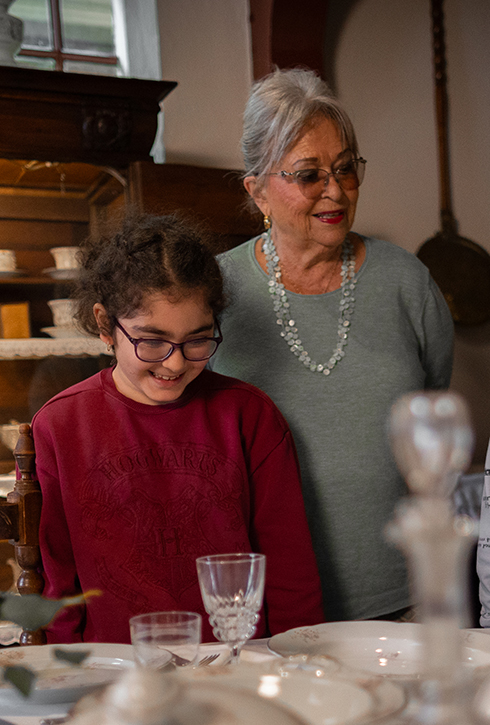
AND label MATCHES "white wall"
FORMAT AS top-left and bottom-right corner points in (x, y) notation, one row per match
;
(156, 0), (253, 169)
(154, 0), (490, 464)
(332, 0), (490, 464)
(333, 0), (490, 256)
